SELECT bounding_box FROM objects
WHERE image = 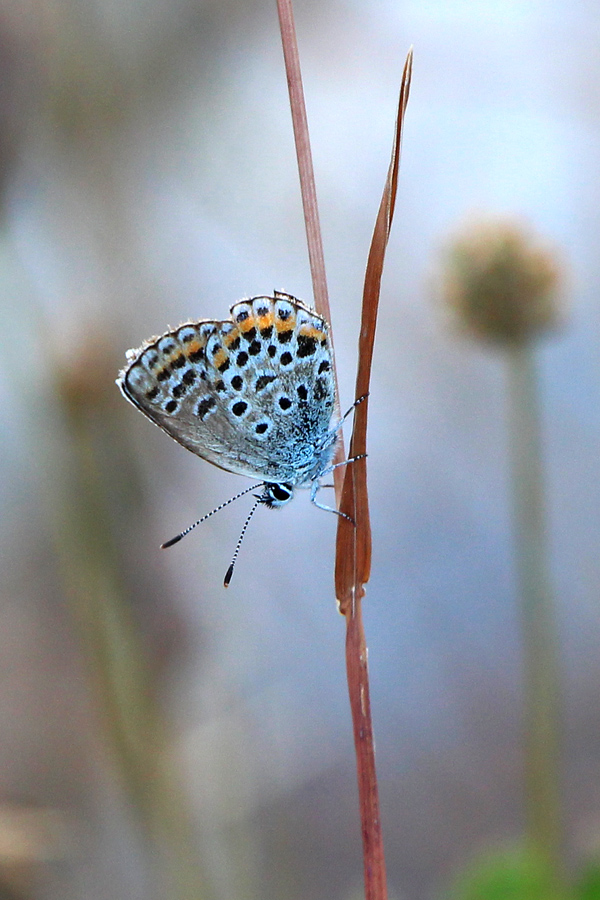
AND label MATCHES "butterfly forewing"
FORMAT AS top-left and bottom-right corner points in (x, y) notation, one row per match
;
(117, 294), (337, 485)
